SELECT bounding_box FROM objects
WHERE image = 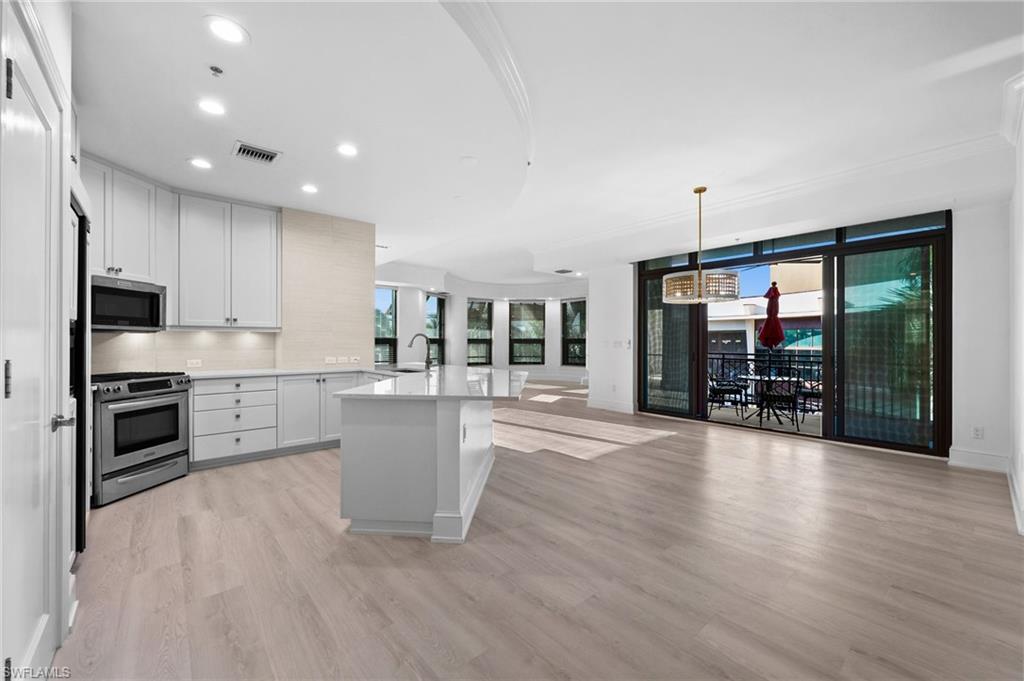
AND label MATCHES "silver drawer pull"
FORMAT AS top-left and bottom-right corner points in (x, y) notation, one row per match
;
(235, 413), (241, 419)
(234, 383), (241, 388)
(235, 398), (241, 404)
(115, 460), (178, 484)
(235, 437), (241, 443)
